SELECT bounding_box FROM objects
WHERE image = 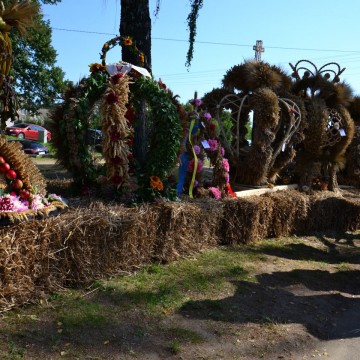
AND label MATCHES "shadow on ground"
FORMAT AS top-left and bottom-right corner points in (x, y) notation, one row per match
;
(179, 268), (360, 340)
